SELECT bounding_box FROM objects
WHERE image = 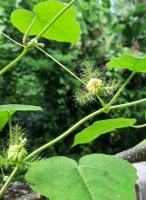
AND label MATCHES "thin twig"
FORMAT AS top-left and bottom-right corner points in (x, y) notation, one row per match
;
(0, 32), (24, 47)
